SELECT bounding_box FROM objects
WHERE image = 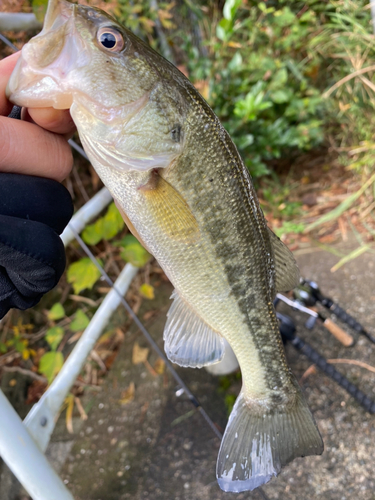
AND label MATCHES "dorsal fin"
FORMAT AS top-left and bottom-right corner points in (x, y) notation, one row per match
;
(164, 290), (224, 368)
(267, 227), (300, 292)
